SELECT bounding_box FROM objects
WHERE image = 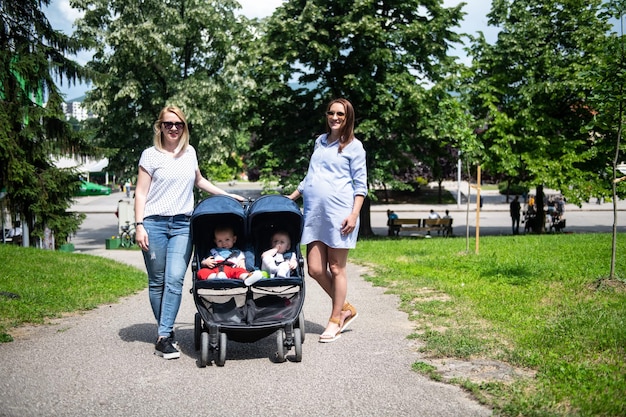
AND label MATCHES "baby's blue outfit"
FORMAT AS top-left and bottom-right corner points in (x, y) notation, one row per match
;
(297, 134), (367, 249)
